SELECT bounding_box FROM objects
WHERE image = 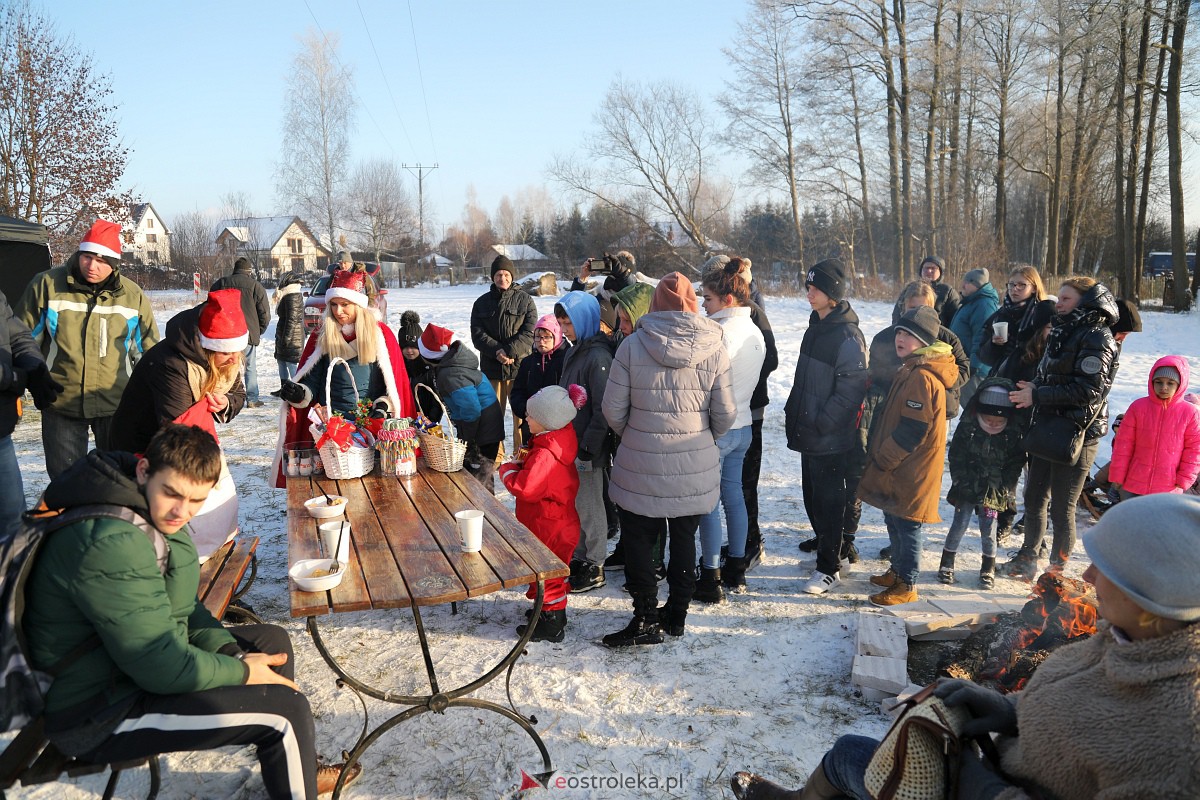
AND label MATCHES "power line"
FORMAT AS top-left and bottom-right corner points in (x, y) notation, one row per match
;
(355, 0), (416, 157)
(406, 0), (444, 221)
